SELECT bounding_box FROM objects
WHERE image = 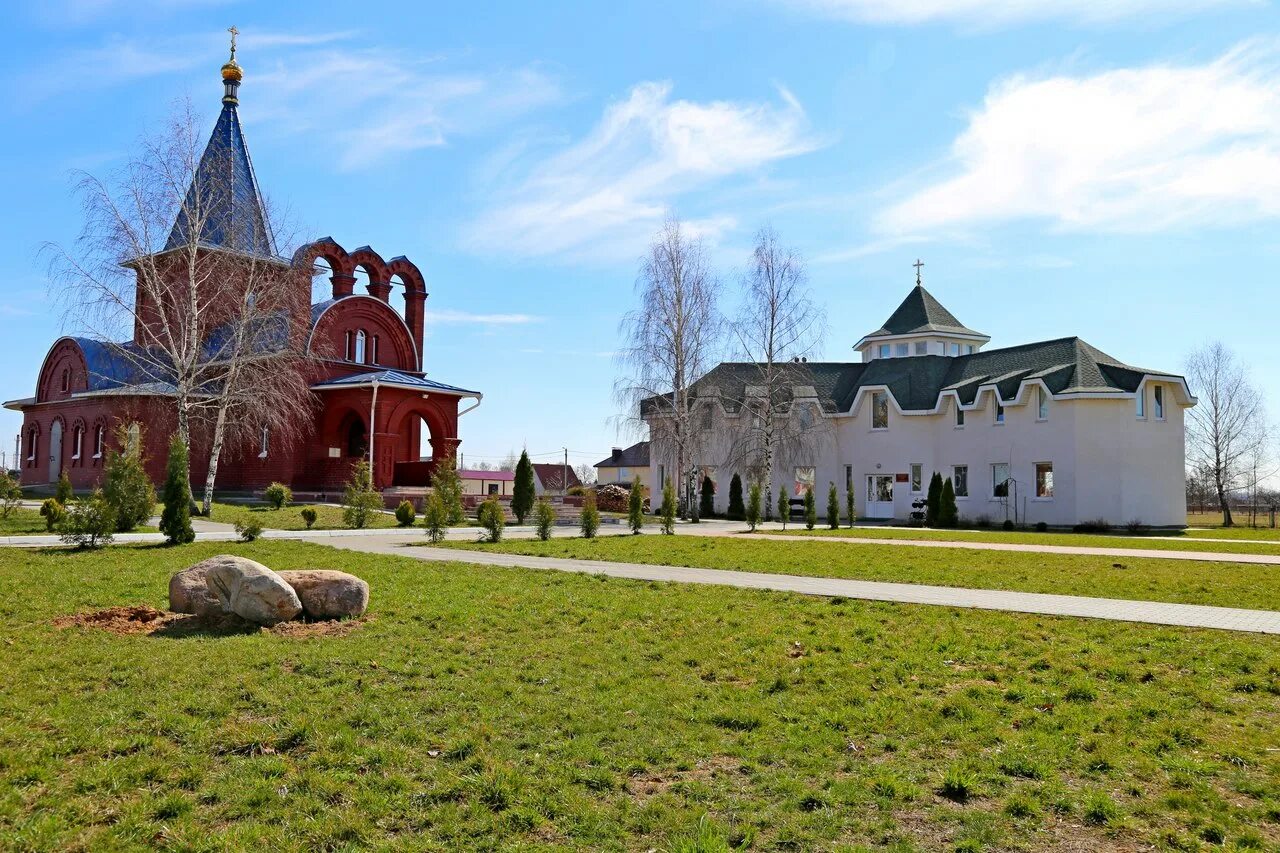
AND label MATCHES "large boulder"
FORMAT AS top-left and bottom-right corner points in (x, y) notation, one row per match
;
(203, 555), (302, 626)
(277, 570), (369, 620)
(169, 559), (224, 618)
